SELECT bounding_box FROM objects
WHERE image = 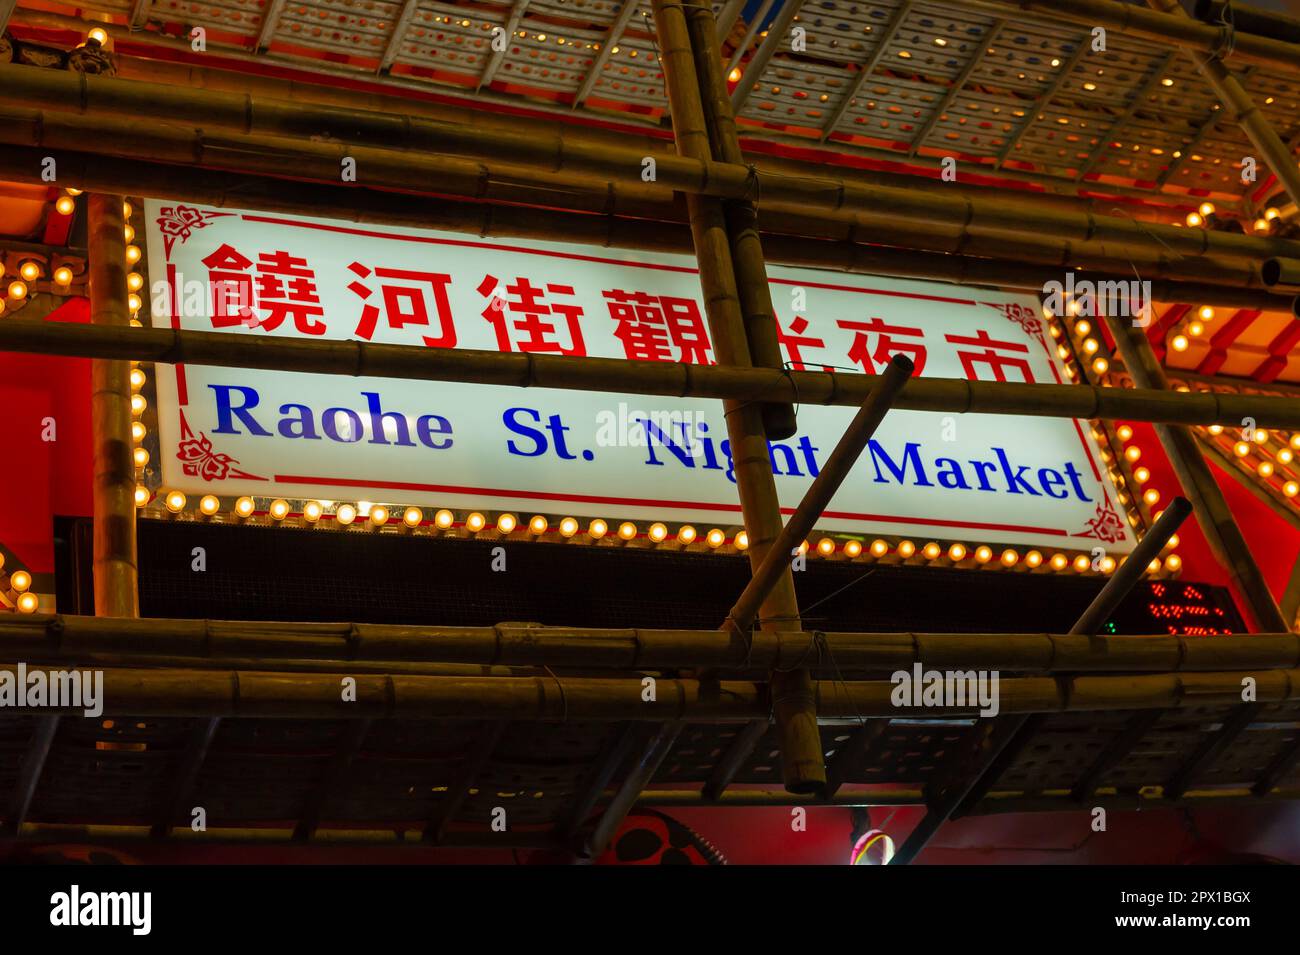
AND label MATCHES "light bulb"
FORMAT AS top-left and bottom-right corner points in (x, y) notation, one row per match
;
(55, 196), (76, 216)
(133, 447), (149, 468)
(404, 507), (423, 528)
(897, 540), (915, 558)
(303, 501), (323, 522)
(559, 517), (579, 537)
(335, 503), (356, 525)
(648, 523), (668, 542)
(528, 515), (548, 535)
(588, 518), (608, 539)
(1000, 549), (1018, 566)
(618, 521), (637, 540)
(87, 27), (109, 44)
(923, 543), (941, 560)
(1050, 553), (1068, 571)
(1025, 550), (1043, 568)
(870, 539), (889, 558)
(948, 543), (967, 561)
(165, 490), (186, 513)
(844, 540), (863, 558)
(234, 496), (256, 517)
(817, 538), (836, 556)
(1117, 425), (1133, 441)
(1165, 554), (1182, 572)
(126, 245), (142, 265)
(496, 512), (516, 534)
(133, 487), (150, 507)
(8, 280), (28, 300)
(19, 261), (40, 282)
(10, 570), (32, 593)
(706, 529), (726, 548)
(1198, 201), (1215, 217)
(1073, 554), (1091, 572)
(1170, 334), (1189, 352)
(466, 512), (486, 532)
(677, 524), (696, 544)
(127, 272), (144, 292)
(434, 509), (454, 528)
(16, 592), (39, 614)
(974, 545), (993, 563)
(734, 531), (749, 550)
(199, 495), (220, 516)
(269, 499), (290, 520)
(130, 368), (146, 390)
(131, 394), (146, 415)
